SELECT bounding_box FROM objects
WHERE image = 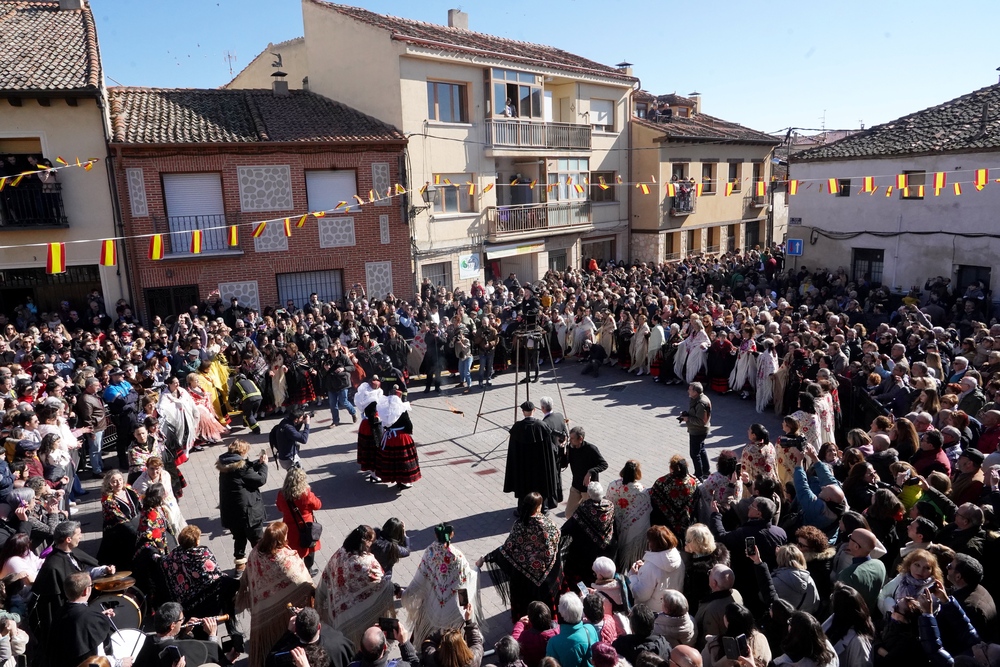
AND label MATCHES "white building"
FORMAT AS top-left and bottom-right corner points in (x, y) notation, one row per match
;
(789, 81), (1000, 298)
(230, 1), (637, 291)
